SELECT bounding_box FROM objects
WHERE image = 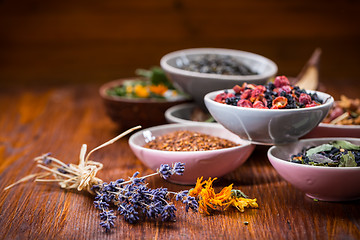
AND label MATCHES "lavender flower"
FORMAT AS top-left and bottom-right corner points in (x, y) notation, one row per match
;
(99, 209), (116, 232)
(41, 152), (52, 165)
(158, 164), (172, 179)
(161, 204), (177, 221)
(173, 162), (185, 175)
(158, 162), (185, 179)
(92, 162), (198, 232)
